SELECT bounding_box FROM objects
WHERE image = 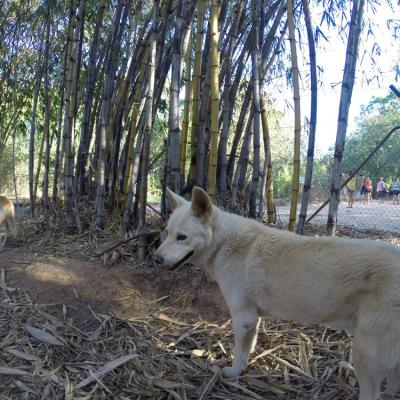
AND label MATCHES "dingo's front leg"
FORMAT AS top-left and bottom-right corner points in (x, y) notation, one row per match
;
(222, 310), (260, 379)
